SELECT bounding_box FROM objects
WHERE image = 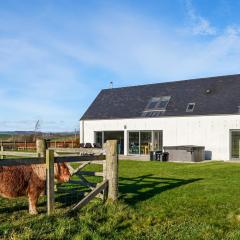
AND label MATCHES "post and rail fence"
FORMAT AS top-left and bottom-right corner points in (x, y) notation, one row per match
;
(0, 139), (118, 215)
(0, 139), (81, 151)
